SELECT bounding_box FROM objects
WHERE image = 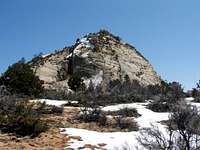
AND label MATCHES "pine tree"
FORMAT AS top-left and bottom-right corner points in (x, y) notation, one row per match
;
(0, 59), (44, 96)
